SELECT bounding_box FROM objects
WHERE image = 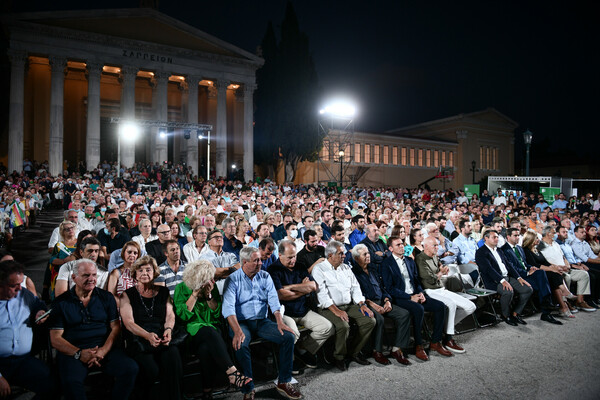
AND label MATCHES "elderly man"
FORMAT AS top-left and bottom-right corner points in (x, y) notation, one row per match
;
(183, 225), (210, 262)
(380, 237), (450, 361)
(50, 259), (138, 400)
(222, 217), (243, 260)
(257, 238), (278, 270)
(360, 224), (389, 268)
(146, 223), (172, 265)
(55, 237), (109, 296)
(351, 244), (412, 365)
(201, 229), (240, 293)
(0, 260), (54, 399)
(223, 247), (302, 400)
(424, 222), (459, 267)
(312, 241), (375, 371)
(475, 230), (533, 326)
(416, 237), (475, 353)
(269, 240), (334, 370)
